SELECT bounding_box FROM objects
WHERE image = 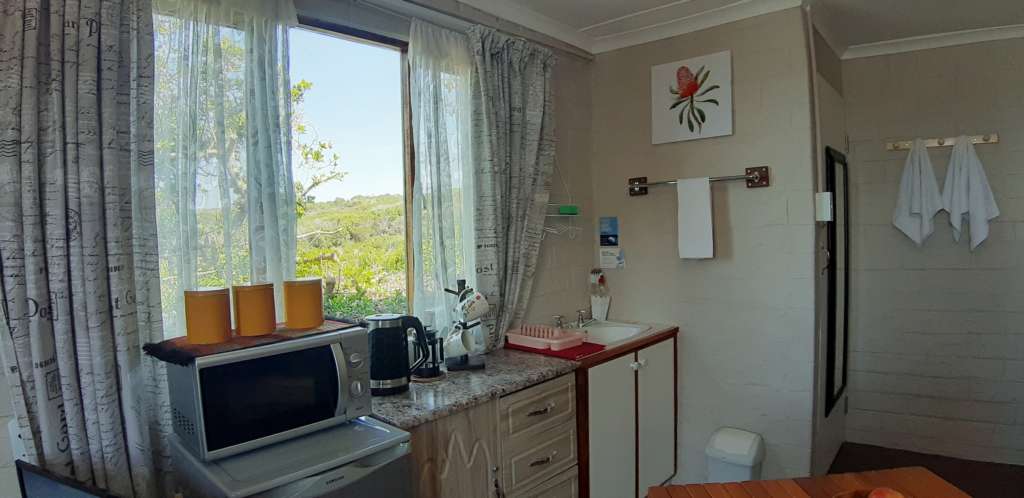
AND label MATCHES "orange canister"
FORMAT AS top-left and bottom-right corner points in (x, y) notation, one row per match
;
(184, 287), (232, 344)
(283, 278), (324, 330)
(232, 283), (277, 336)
